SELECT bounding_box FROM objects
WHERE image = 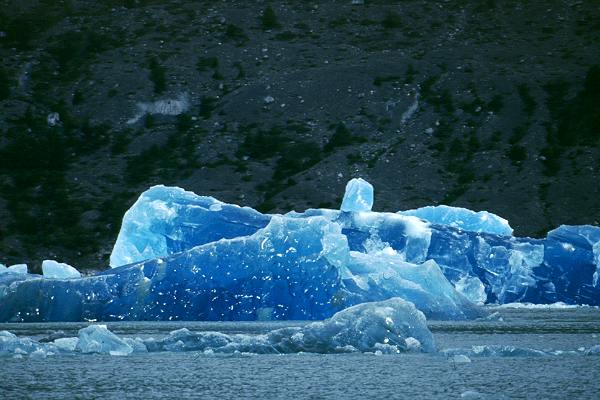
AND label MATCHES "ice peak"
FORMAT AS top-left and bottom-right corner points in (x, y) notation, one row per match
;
(341, 178), (374, 212)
